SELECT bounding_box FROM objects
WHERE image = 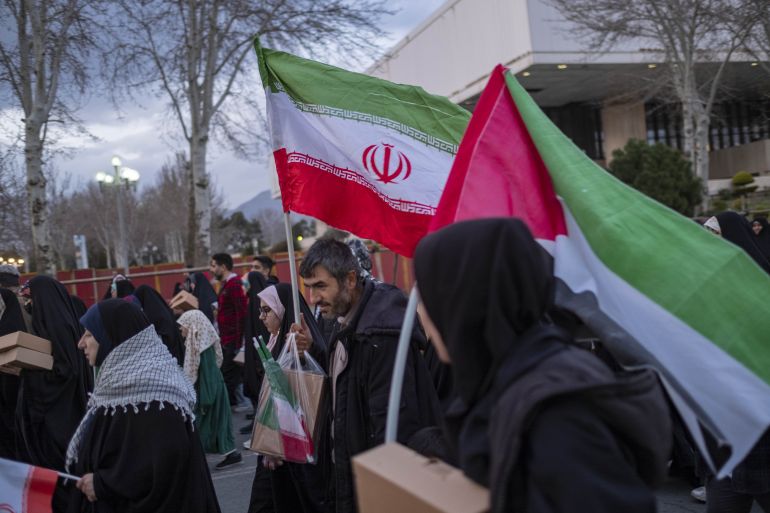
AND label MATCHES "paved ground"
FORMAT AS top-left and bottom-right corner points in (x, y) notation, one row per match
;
(211, 409), (760, 513)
